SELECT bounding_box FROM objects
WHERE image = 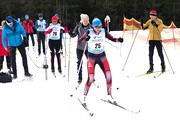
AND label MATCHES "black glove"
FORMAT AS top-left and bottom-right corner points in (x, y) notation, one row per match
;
(23, 37), (28, 47)
(85, 35), (90, 41)
(118, 37), (123, 43)
(151, 20), (158, 27)
(60, 29), (64, 33)
(69, 29), (75, 38)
